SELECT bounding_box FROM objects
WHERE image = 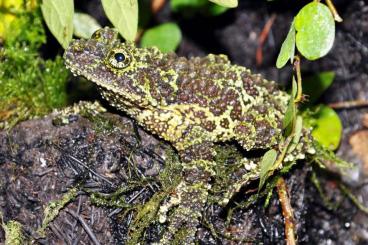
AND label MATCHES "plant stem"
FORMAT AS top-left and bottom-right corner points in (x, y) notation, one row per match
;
(293, 56), (303, 104)
(325, 0), (343, 22)
(339, 183), (368, 214)
(276, 177), (297, 245)
(328, 100), (368, 109)
(271, 136), (293, 172)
